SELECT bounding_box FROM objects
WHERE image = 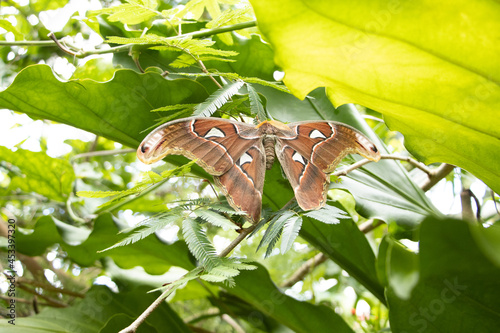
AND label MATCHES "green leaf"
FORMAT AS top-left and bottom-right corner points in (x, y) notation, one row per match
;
(103, 213), (181, 251)
(280, 215), (302, 254)
(0, 285), (191, 333)
(0, 146), (75, 202)
(13, 214), (194, 274)
(377, 236), (419, 300)
(71, 58), (116, 81)
(250, 0), (500, 193)
(304, 204), (349, 224)
(300, 216), (385, 304)
(182, 216), (222, 271)
(247, 83), (267, 121)
(195, 208), (239, 230)
(91, 0), (159, 25)
(257, 210), (294, 256)
(193, 80), (245, 116)
(387, 217), (500, 332)
(30, 0), (68, 12)
(231, 264), (354, 333)
(0, 19), (24, 40)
